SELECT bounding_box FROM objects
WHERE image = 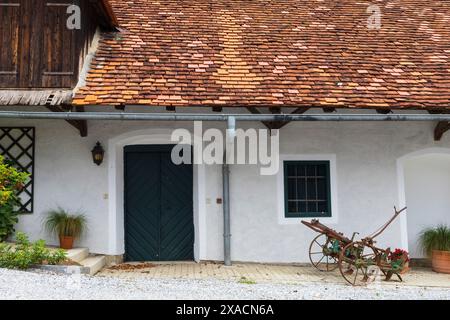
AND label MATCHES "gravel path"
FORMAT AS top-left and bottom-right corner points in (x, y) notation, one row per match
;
(0, 268), (448, 300)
